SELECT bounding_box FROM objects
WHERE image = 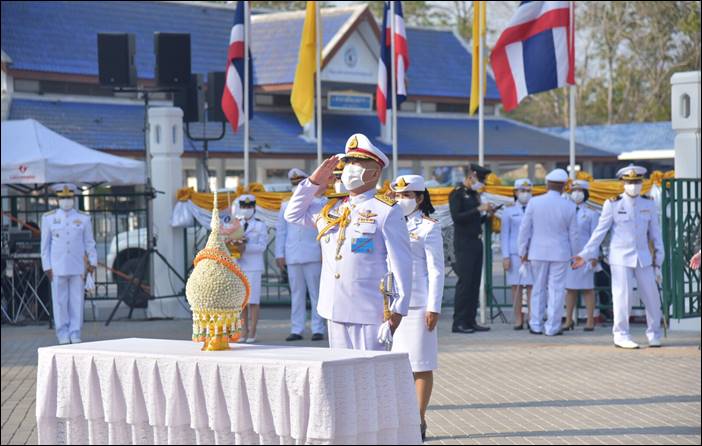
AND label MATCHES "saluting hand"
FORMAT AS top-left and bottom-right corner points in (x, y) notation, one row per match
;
(309, 156), (338, 187)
